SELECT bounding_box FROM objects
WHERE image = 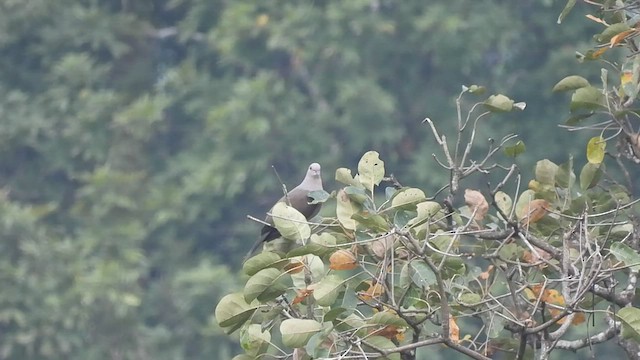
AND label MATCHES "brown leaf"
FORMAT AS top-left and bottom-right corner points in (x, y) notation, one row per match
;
(358, 280), (384, 301)
(520, 199), (549, 226)
(630, 133), (640, 158)
(585, 14), (608, 25)
(371, 325), (403, 340)
(449, 315), (460, 343)
(329, 249), (358, 270)
(369, 233), (395, 259)
(610, 29), (636, 47)
(284, 260), (305, 274)
(464, 189), (489, 221)
(478, 265), (494, 280)
(292, 288), (313, 305)
(592, 47), (608, 58)
(522, 247), (551, 267)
